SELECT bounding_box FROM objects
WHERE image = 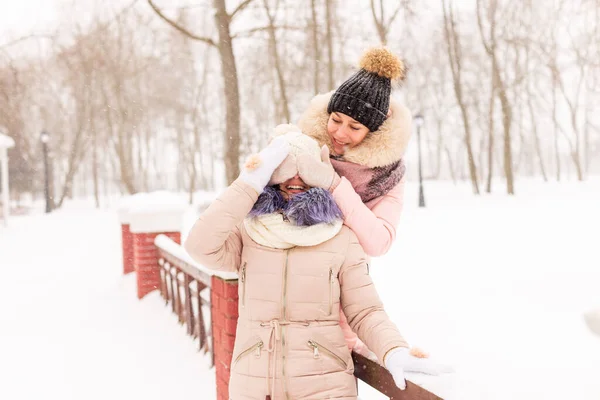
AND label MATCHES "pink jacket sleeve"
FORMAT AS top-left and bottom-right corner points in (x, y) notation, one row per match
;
(332, 176), (405, 257)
